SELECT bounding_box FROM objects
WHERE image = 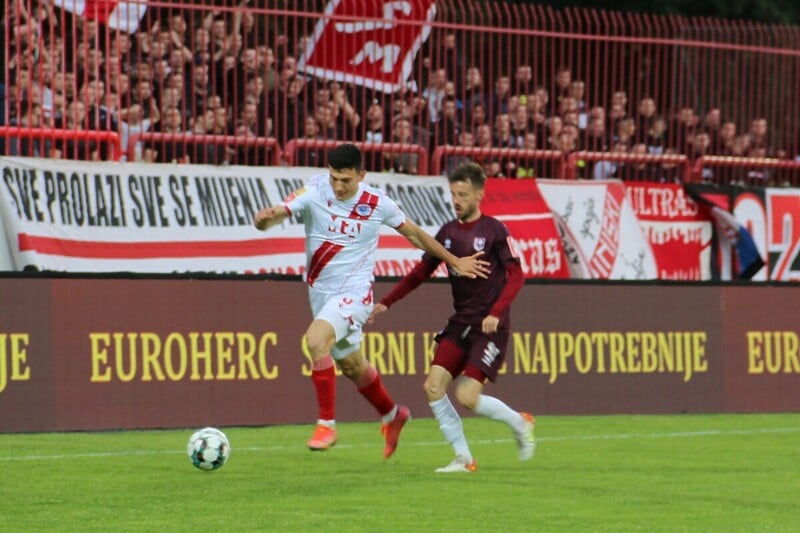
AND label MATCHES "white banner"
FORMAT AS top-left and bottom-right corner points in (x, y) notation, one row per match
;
(0, 158), (453, 274)
(537, 180), (658, 279)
